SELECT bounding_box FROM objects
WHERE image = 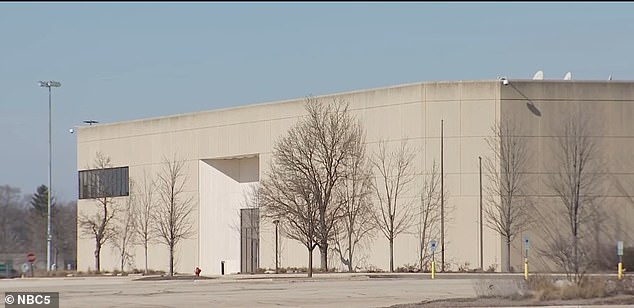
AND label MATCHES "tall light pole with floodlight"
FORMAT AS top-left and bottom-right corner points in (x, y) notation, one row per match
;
(39, 80), (61, 271)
